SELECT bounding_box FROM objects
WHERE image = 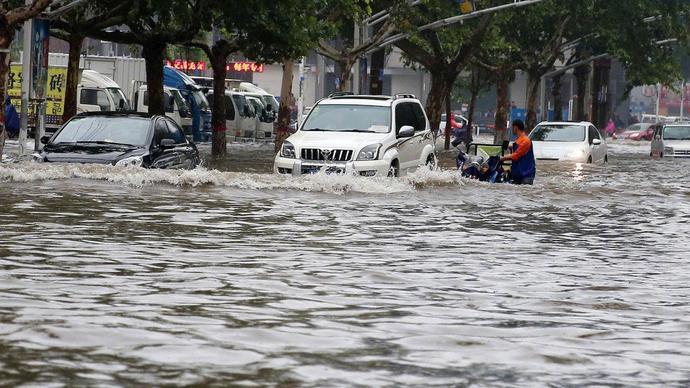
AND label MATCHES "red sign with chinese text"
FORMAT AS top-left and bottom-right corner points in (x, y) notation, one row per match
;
(227, 62), (264, 73)
(166, 60), (207, 71)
